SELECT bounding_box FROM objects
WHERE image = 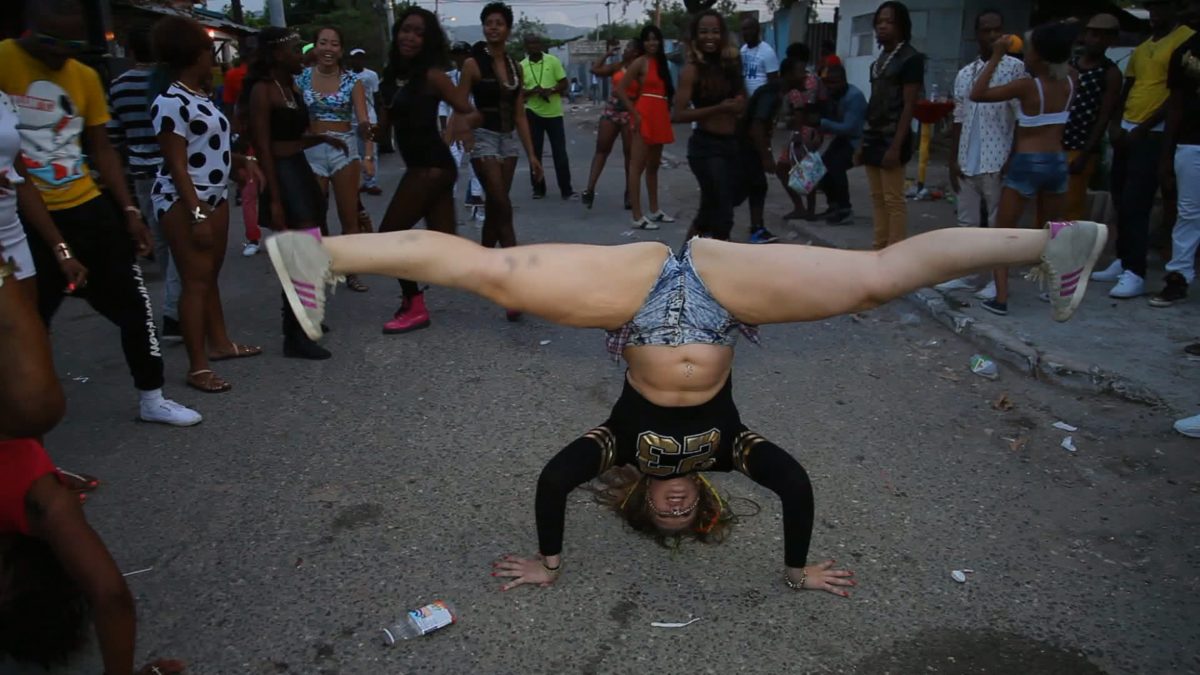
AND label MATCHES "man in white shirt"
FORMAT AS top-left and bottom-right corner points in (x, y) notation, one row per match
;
(349, 47), (381, 194)
(939, 8), (1026, 295)
(739, 15), (779, 96)
(440, 42), (484, 220)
